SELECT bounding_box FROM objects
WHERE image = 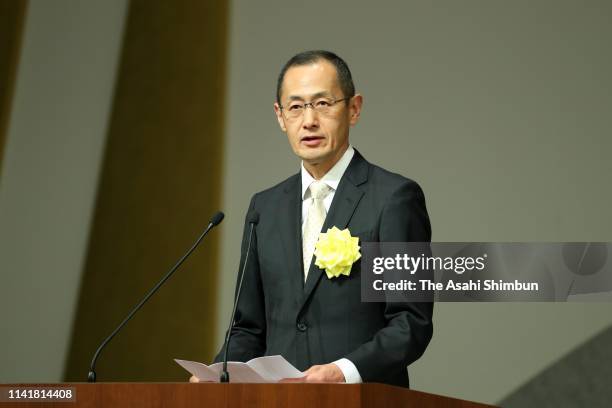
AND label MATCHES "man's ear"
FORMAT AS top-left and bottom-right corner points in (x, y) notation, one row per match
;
(274, 102), (287, 132)
(349, 94), (363, 126)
